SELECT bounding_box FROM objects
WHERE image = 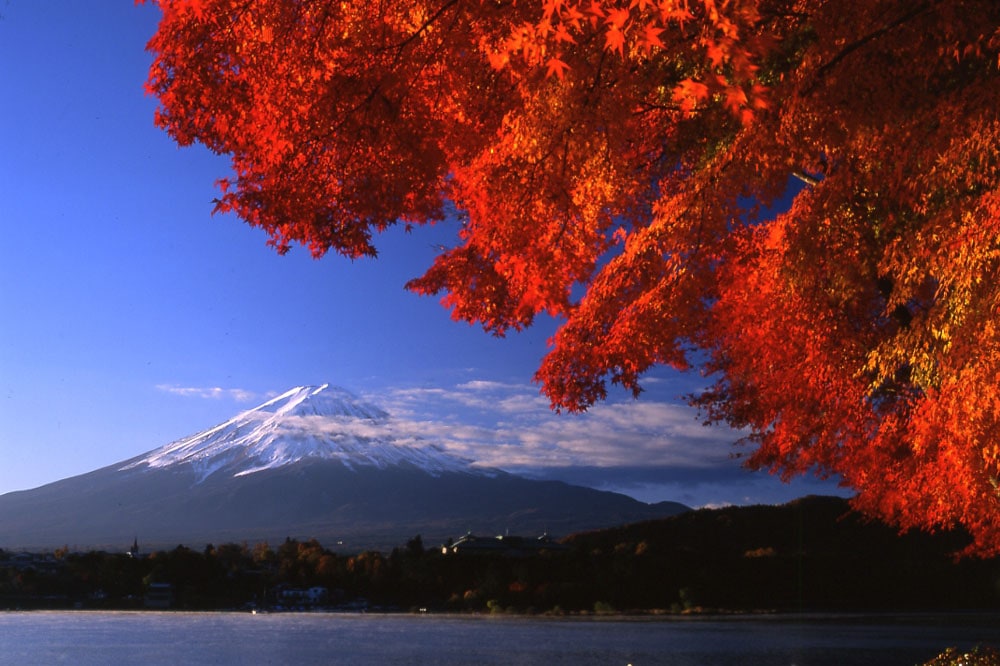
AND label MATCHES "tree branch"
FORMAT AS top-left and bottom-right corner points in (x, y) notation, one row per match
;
(802, 0), (942, 95)
(792, 170), (821, 186)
